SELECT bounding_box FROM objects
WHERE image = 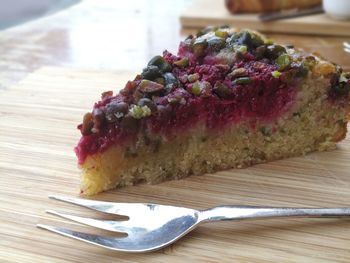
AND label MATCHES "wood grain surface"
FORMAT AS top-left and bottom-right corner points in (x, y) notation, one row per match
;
(1, 67), (350, 262)
(180, 0), (350, 37)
